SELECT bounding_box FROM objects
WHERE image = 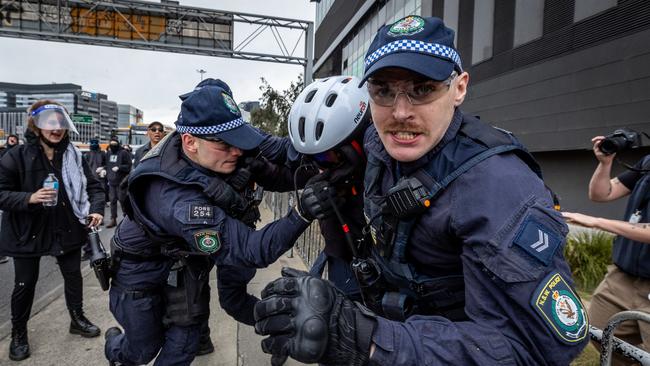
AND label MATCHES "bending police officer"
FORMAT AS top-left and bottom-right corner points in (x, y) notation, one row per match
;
(103, 83), (331, 366)
(254, 16), (589, 365)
